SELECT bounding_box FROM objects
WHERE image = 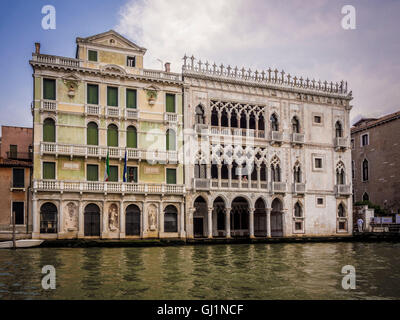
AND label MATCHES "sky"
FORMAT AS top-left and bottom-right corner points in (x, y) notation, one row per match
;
(0, 0), (399, 131)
